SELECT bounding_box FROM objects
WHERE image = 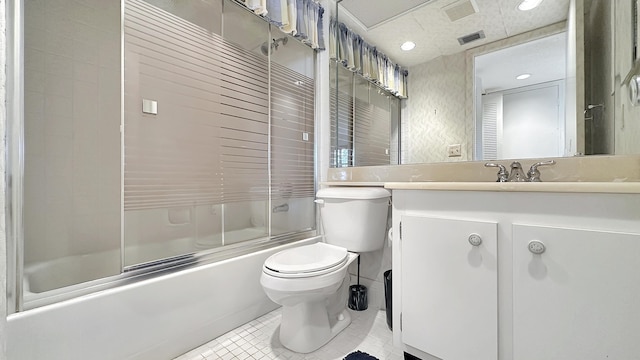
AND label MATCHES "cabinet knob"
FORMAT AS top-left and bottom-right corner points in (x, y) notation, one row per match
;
(528, 240), (546, 254)
(468, 234), (482, 246)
